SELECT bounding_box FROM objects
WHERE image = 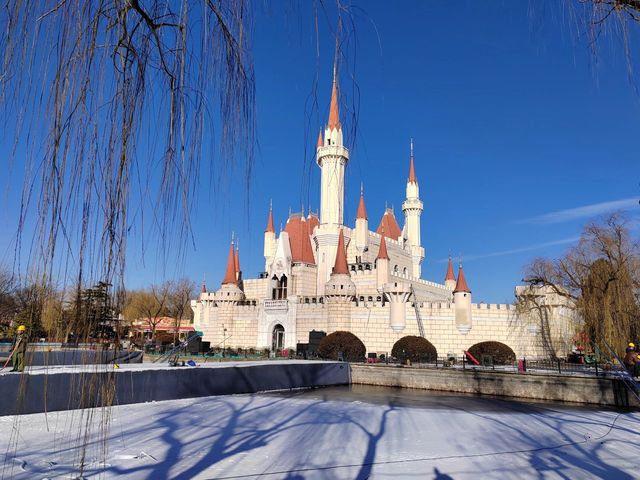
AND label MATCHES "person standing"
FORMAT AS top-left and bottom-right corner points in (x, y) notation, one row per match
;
(11, 325), (28, 372)
(623, 343), (639, 379)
